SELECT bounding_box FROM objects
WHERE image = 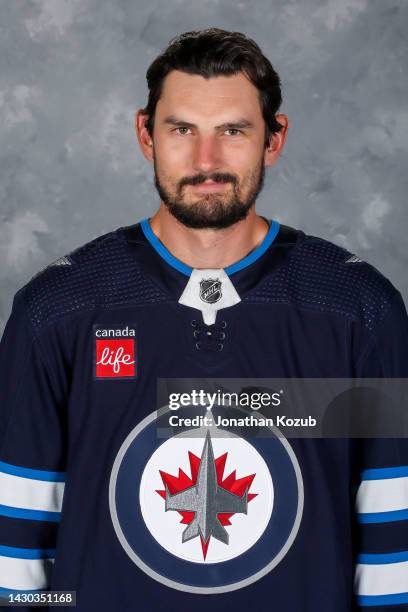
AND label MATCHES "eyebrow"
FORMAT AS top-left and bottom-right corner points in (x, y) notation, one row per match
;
(162, 115), (255, 130)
